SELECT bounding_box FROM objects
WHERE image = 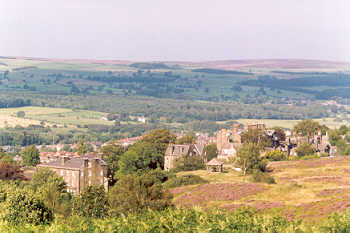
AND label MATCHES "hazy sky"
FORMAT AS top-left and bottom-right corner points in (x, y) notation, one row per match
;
(1, 0), (350, 61)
